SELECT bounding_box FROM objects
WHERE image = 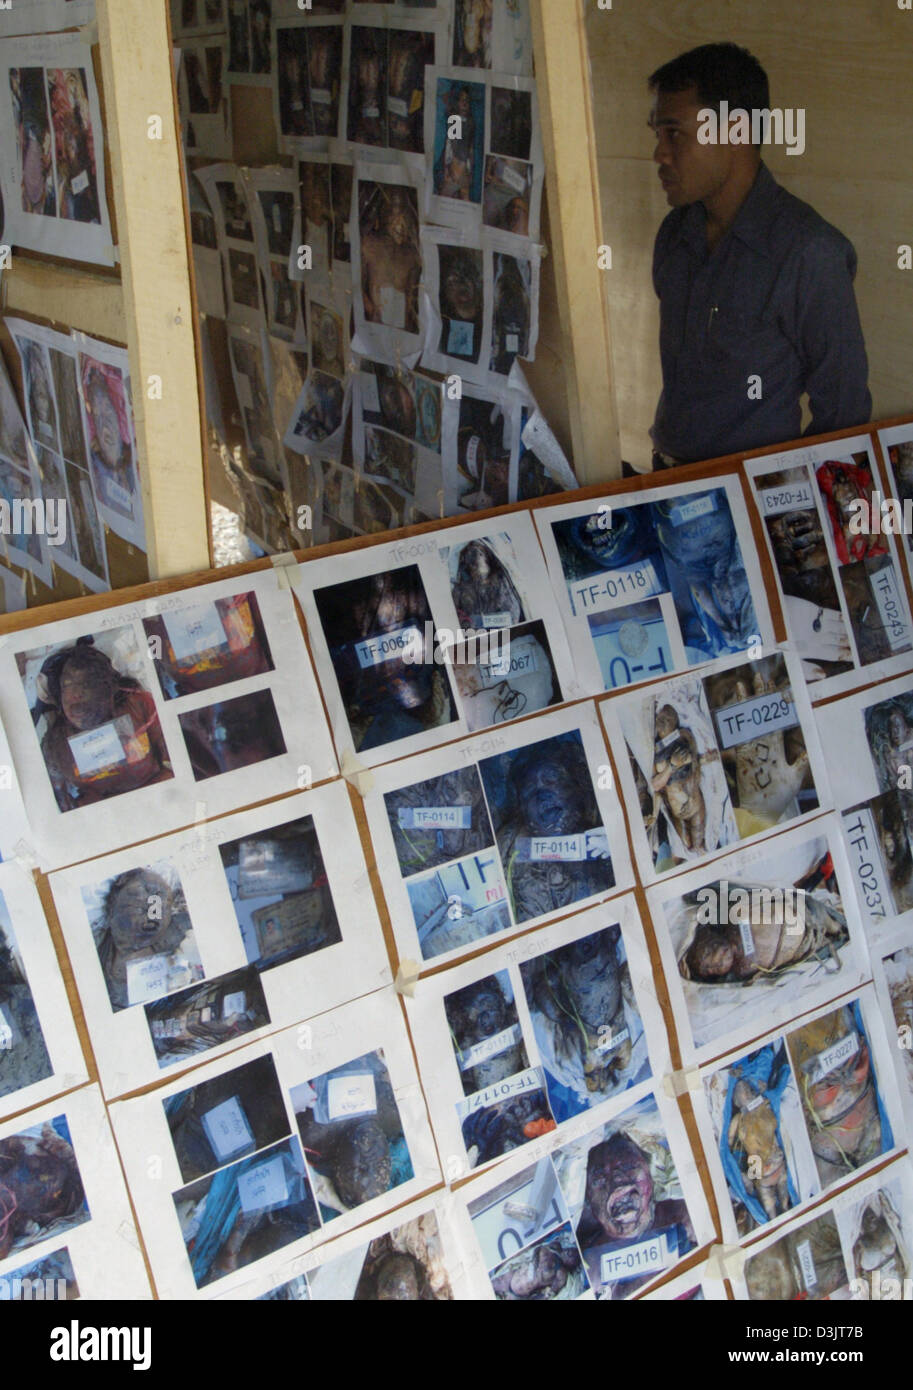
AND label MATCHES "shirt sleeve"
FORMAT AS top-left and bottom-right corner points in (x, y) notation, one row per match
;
(796, 231), (872, 435)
